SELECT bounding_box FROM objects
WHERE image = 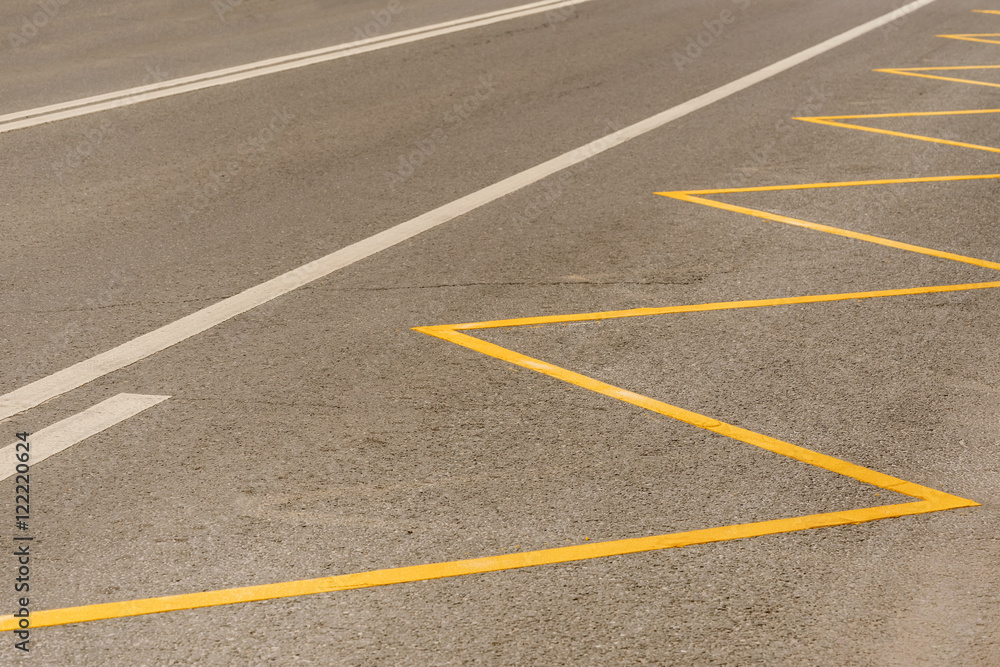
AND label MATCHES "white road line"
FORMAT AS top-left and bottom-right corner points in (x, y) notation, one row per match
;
(0, 0), (938, 424)
(0, 394), (170, 482)
(0, 0), (591, 135)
